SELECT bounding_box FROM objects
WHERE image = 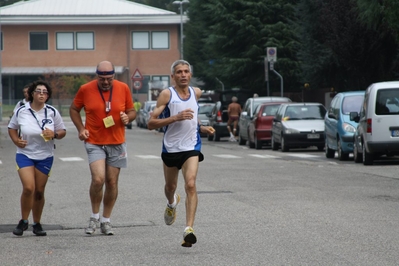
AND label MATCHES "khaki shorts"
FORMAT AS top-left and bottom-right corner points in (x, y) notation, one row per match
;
(84, 142), (127, 168)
